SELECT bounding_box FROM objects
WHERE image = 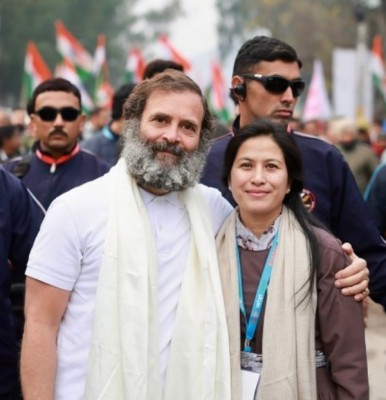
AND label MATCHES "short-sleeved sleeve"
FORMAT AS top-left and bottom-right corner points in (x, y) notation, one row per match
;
(26, 198), (83, 291)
